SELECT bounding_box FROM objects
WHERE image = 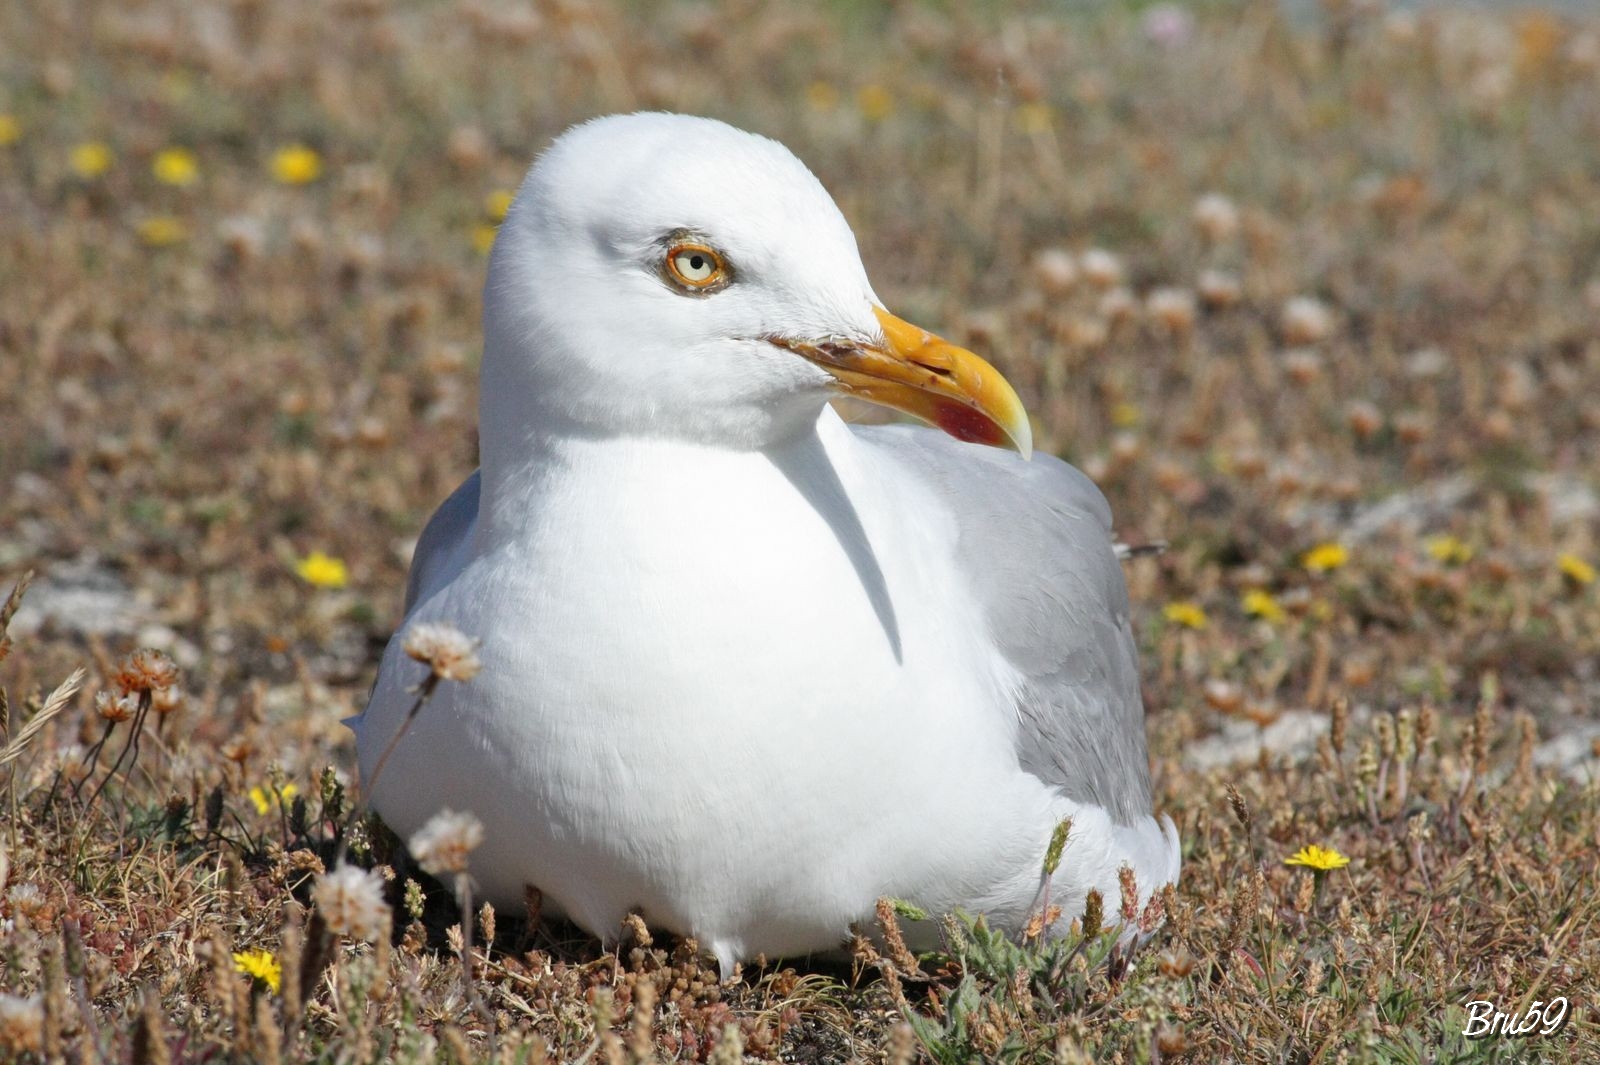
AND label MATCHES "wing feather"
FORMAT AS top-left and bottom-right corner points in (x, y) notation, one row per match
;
(855, 426), (1153, 826)
(404, 470), (481, 615)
